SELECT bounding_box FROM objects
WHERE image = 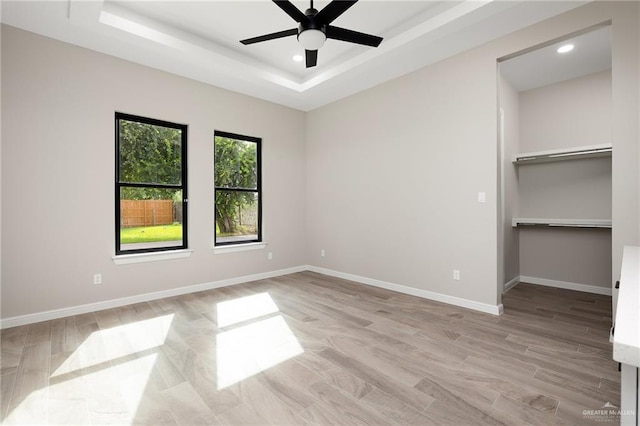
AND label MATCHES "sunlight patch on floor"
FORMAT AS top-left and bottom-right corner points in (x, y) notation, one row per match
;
(216, 293), (303, 389)
(51, 314), (173, 378)
(3, 387), (49, 425)
(3, 315), (174, 424)
(216, 292), (279, 327)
